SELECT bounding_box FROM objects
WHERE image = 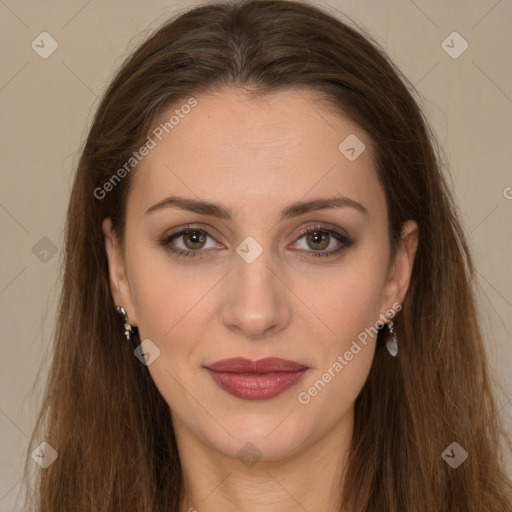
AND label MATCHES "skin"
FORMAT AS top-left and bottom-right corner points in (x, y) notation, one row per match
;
(103, 87), (418, 511)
